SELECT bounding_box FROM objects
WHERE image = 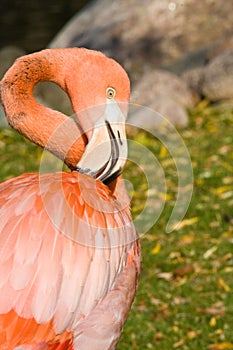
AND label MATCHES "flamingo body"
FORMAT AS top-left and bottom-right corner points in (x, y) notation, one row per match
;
(0, 172), (140, 349)
(0, 48), (141, 349)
